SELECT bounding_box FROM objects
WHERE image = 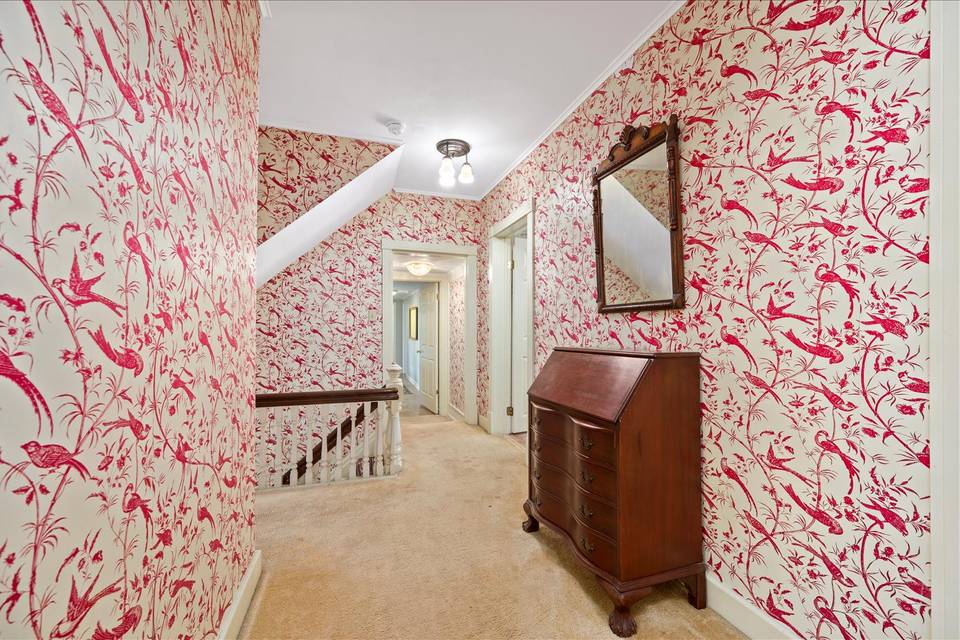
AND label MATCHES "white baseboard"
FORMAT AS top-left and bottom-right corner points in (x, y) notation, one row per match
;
(478, 413), (490, 431)
(447, 404), (465, 422)
(706, 574), (794, 639)
(217, 549), (262, 640)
